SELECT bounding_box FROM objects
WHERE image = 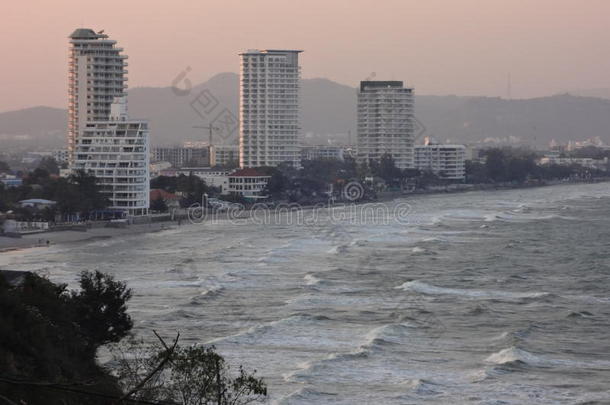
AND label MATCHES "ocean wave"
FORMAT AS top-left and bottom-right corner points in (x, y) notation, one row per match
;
(396, 280), (551, 301)
(361, 323), (411, 351)
(304, 274), (324, 286)
(187, 285), (225, 304)
(400, 378), (441, 396)
(284, 322), (410, 383)
(327, 244), (349, 254)
(276, 387), (338, 404)
(207, 313), (329, 345)
(485, 346), (610, 370)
